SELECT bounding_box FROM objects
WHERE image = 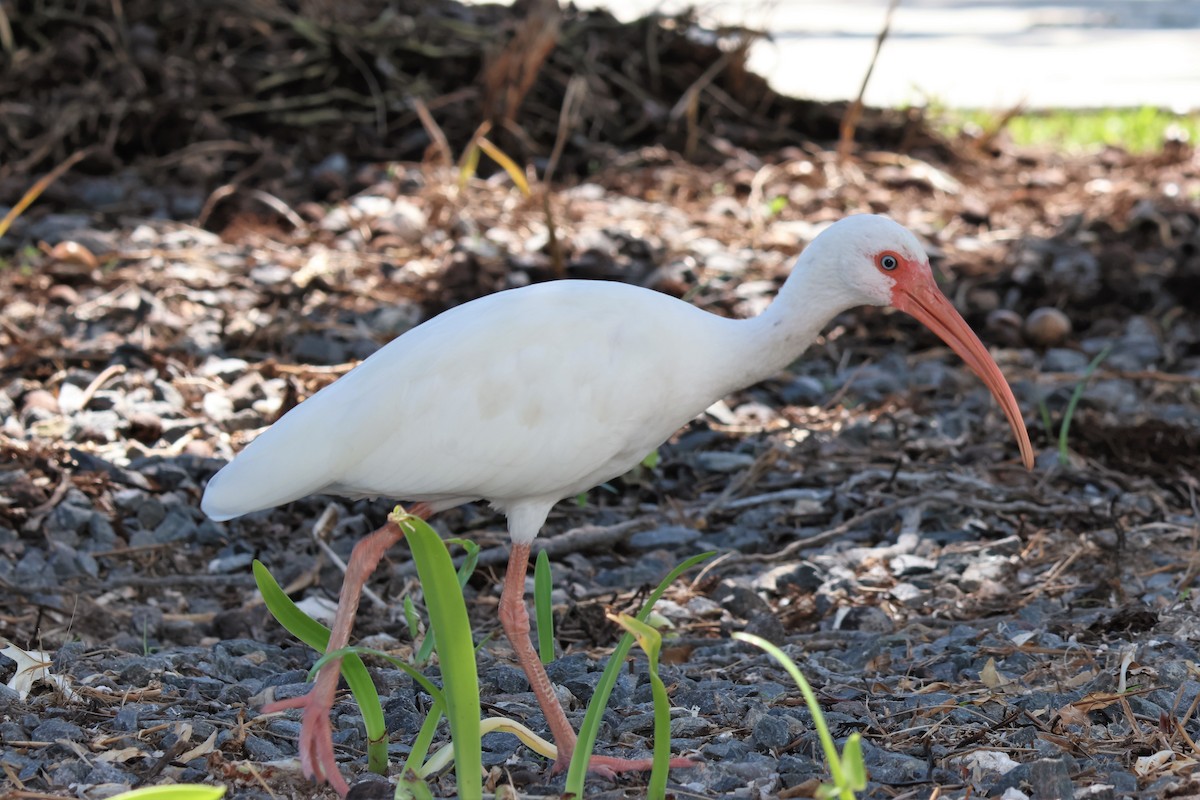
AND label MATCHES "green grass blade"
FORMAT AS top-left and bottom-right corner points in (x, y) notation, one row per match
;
(534, 548), (555, 664)
(404, 596), (421, 641)
(105, 787), (226, 800)
(309, 643), (450, 783)
(394, 510), (482, 800)
(734, 632), (864, 799)
(406, 702), (447, 779)
(444, 538), (481, 590)
(611, 614), (671, 800)
(841, 733), (867, 792)
(395, 773), (436, 800)
(413, 539), (480, 665)
(1037, 397), (1054, 448)
(1057, 343), (1113, 465)
(253, 560), (389, 775)
(564, 551), (715, 797)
